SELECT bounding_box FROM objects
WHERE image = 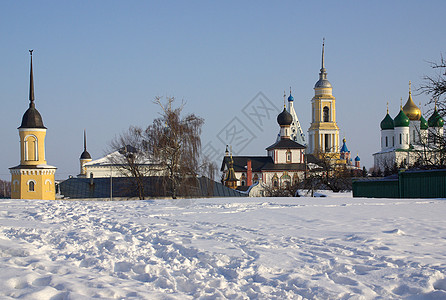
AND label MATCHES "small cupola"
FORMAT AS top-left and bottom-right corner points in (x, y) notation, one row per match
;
(394, 108), (410, 127)
(428, 108), (444, 128)
(380, 104), (394, 130)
